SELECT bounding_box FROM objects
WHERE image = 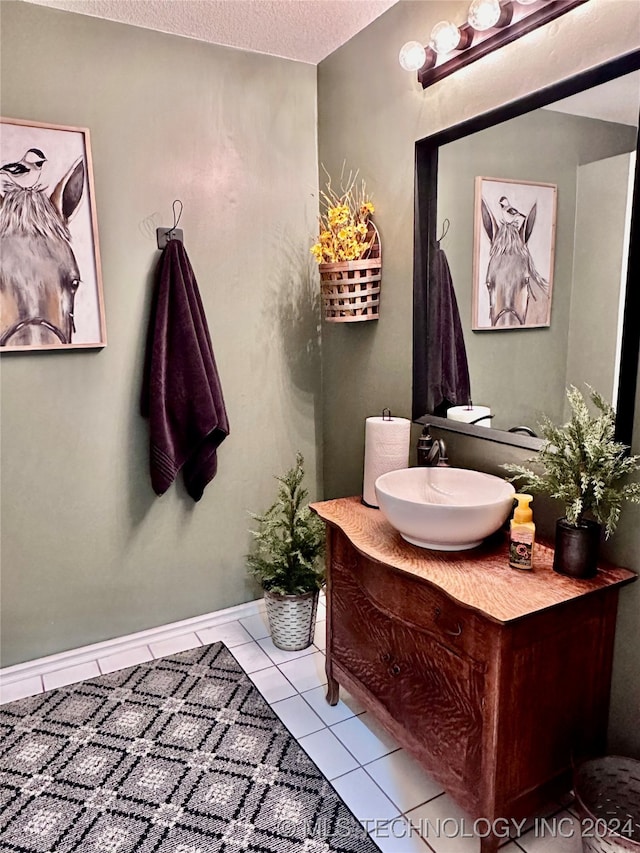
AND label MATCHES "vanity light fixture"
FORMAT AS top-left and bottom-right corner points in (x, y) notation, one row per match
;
(400, 0), (589, 88)
(398, 40), (428, 72)
(467, 0), (513, 32)
(430, 20), (473, 55)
